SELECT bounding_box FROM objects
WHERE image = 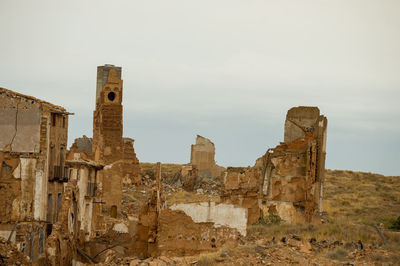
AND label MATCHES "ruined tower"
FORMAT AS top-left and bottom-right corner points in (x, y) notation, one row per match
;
(92, 64), (123, 164)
